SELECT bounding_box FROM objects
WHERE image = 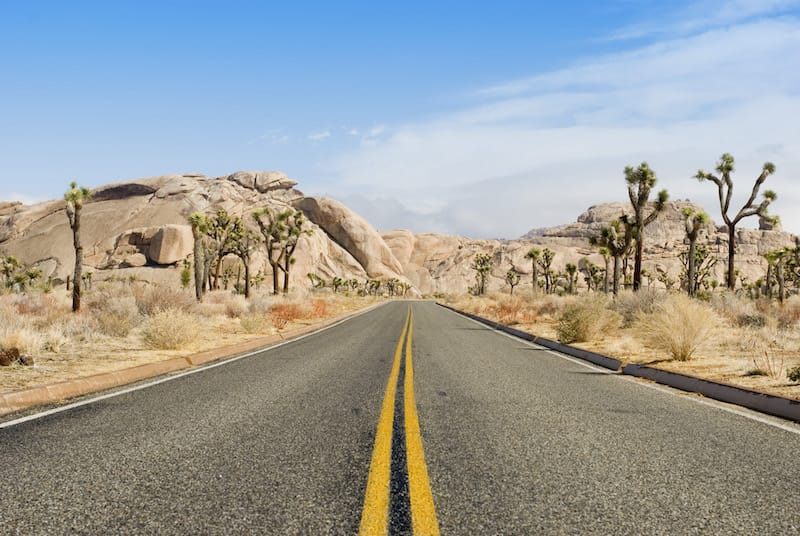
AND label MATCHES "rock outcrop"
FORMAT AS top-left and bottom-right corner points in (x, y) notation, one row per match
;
(1, 174), (796, 296)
